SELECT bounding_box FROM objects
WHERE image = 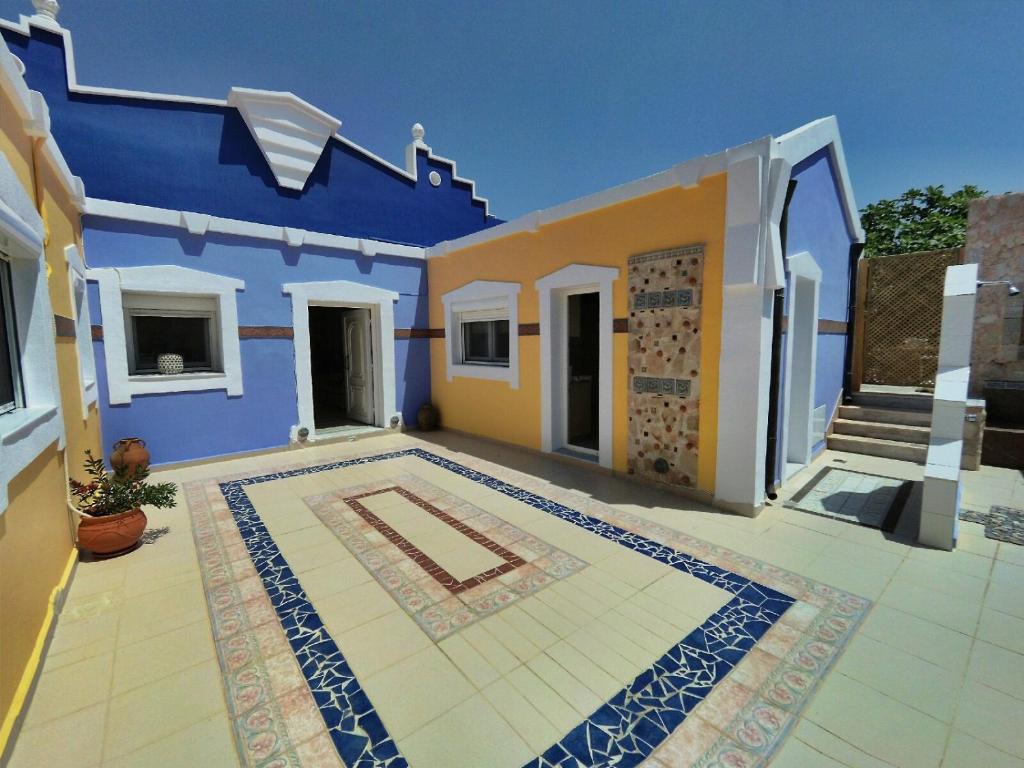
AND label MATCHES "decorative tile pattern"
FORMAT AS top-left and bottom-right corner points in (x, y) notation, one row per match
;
(961, 505), (1024, 546)
(186, 444), (869, 768)
(627, 244), (703, 488)
(786, 467), (912, 532)
(304, 475), (585, 640)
